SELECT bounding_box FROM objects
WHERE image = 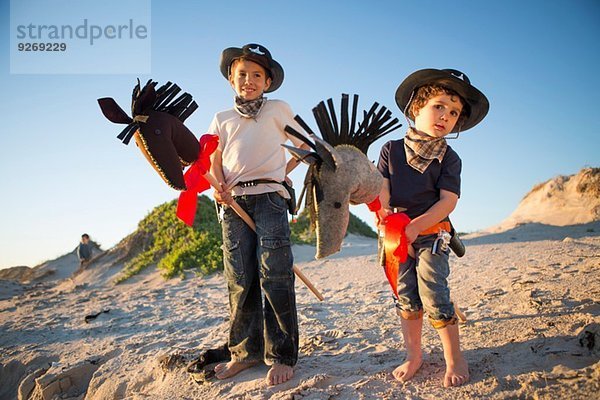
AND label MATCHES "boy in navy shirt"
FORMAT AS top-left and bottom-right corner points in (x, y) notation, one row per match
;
(377, 69), (489, 387)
